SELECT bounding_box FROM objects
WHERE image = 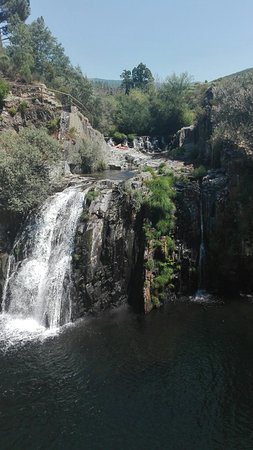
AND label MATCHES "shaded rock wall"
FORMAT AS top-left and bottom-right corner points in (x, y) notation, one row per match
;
(0, 212), (21, 305)
(71, 178), (145, 316)
(171, 83), (253, 296)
